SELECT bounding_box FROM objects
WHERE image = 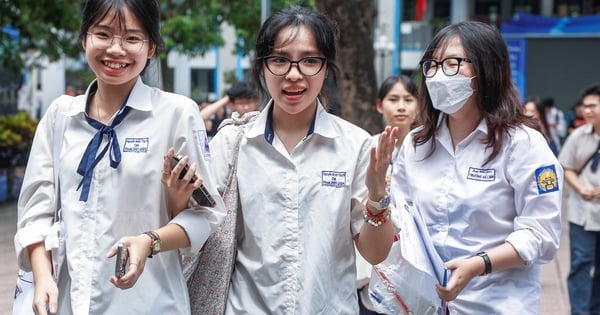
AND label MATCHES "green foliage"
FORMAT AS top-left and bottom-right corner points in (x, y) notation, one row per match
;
(1, 0), (317, 73)
(158, 0), (315, 57)
(221, 0), (316, 56)
(0, 112), (38, 167)
(0, 0), (82, 72)
(0, 112), (38, 149)
(159, 1), (225, 58)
